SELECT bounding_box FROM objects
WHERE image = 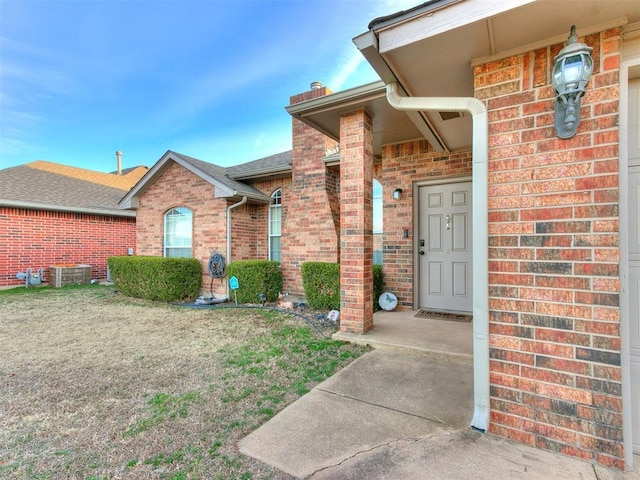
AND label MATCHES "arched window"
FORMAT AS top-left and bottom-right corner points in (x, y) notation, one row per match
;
(164, 207), (192, 257)
(269, 189), (282, 262)
(373, 179), (383, 265)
